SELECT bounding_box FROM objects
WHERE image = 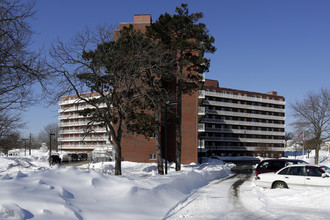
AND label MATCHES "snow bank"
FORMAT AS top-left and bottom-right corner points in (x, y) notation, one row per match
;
(0, 152), (234, 220)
